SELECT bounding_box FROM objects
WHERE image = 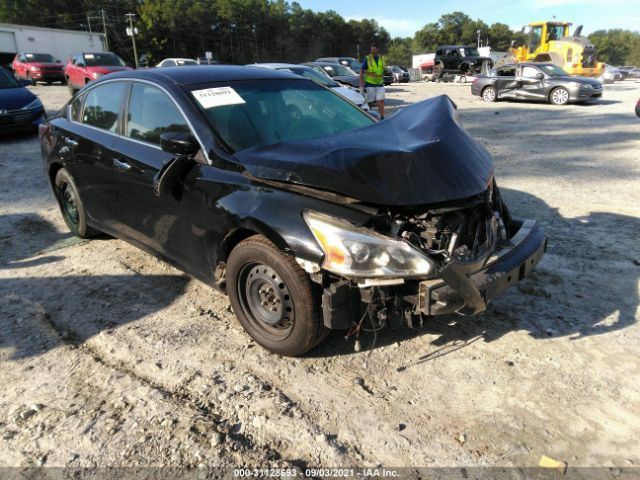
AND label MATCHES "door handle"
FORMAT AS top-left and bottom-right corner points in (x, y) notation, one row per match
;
(64, 137), (78, 147)
(112, 158), (132, 171)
